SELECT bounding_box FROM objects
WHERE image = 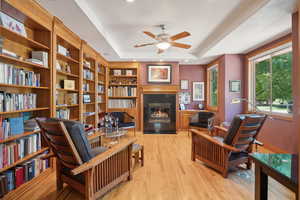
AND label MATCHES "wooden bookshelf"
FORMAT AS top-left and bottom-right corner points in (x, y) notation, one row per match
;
(97, 54), (107, 116)
(81, 41), (97, 129)
(53, 17), (81, 121)
(0, 0), (53, 197)
(108, 62), (140, 129)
